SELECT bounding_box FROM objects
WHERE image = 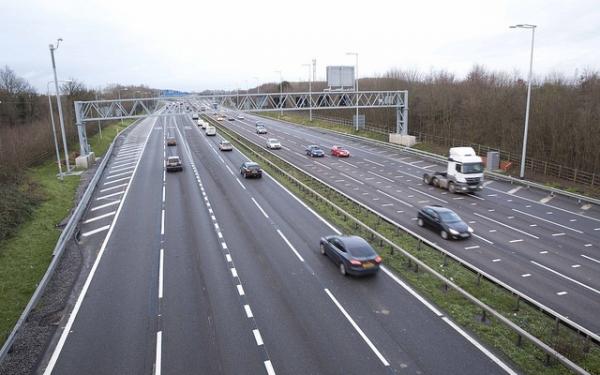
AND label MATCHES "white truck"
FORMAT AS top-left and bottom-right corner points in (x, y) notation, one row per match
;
(422, 147), (484, 193)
